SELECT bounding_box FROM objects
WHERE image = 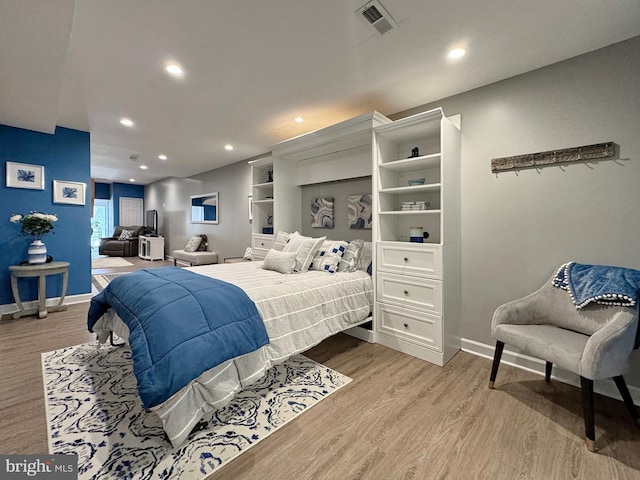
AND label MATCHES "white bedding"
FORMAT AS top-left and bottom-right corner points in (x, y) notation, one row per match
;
(91, 261), (373, 447)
